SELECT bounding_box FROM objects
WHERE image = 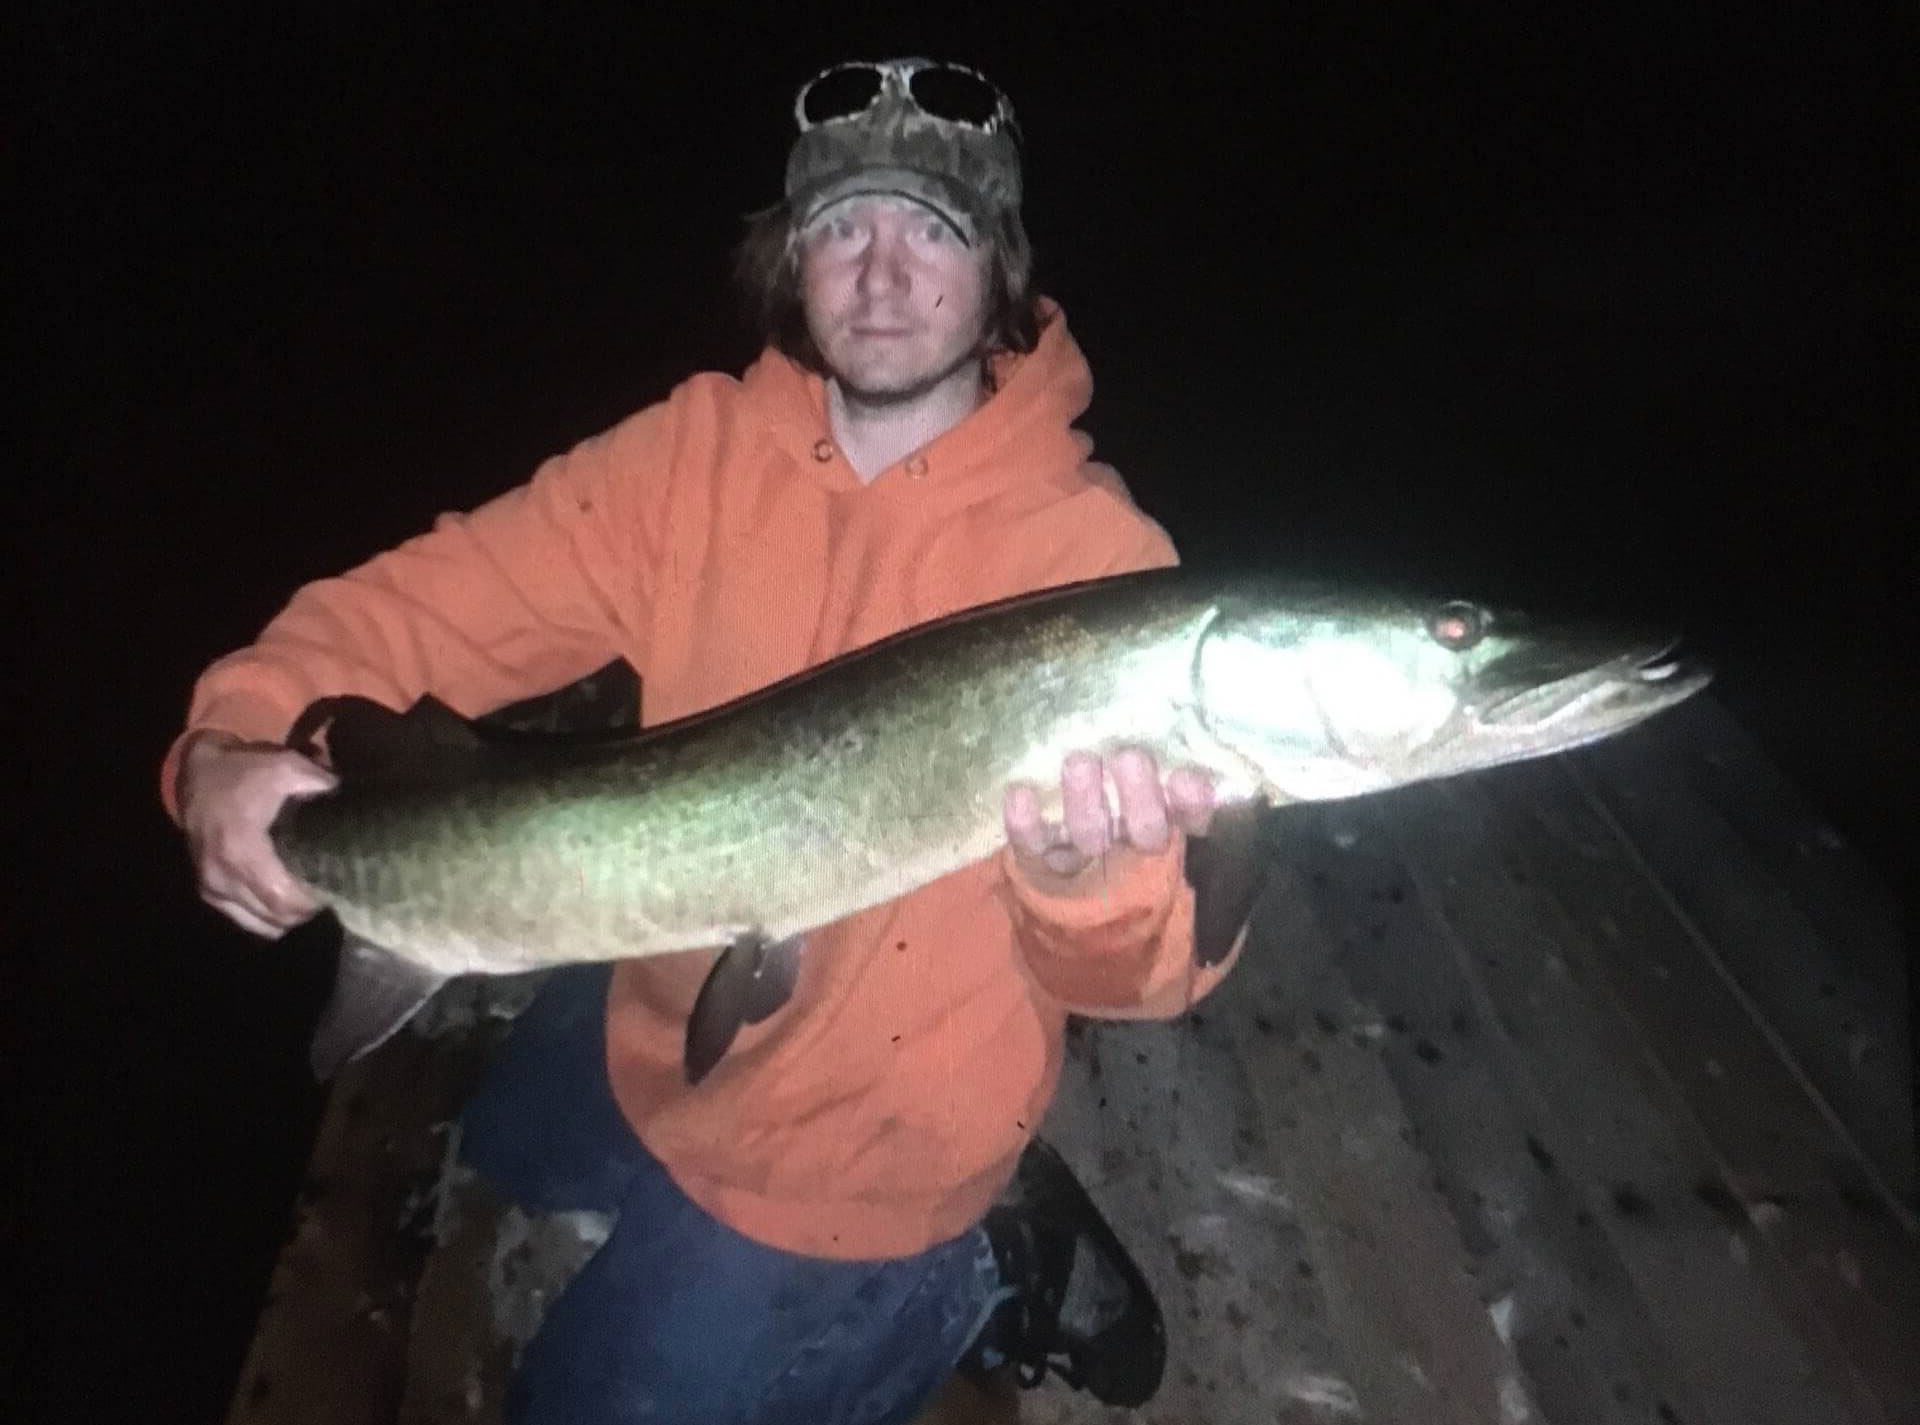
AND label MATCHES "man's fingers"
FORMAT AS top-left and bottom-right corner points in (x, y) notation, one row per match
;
(287, 763), (339, 796)
(198, 828), (322, 930)
(237, 830), (324, 918)
(1004, 780), (1092, 877)
(257, 749), (337, 806)
(1165, 766), (1216, 836)
(1002, 782), (1052, 859)
(257, 869), (322, 921)
(200, 855), (278, 922)
(1109, 748), (1170, 852)
(1006, 751), (1220, 875)
(1060, 752), (1111, 858)
(201, 885), (291, 940)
